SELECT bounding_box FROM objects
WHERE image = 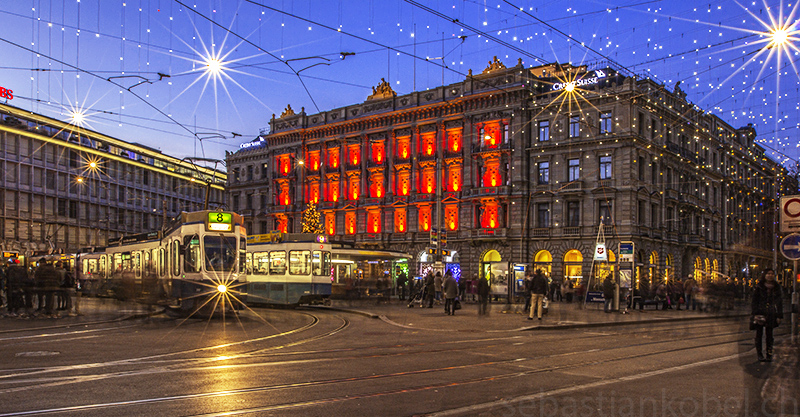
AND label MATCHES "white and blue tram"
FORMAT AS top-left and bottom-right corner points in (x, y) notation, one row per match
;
(74, 210), (246, 313)
(244, 232), (332, 306)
